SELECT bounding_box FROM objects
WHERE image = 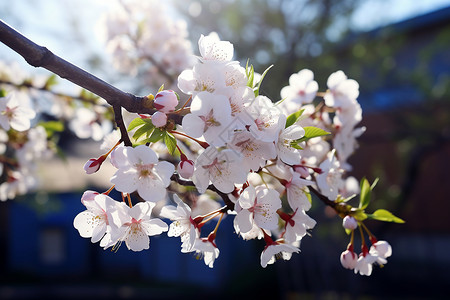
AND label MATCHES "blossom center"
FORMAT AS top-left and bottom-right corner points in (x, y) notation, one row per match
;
(136, 163), (155, 179)
(200, 109), (221, 131)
